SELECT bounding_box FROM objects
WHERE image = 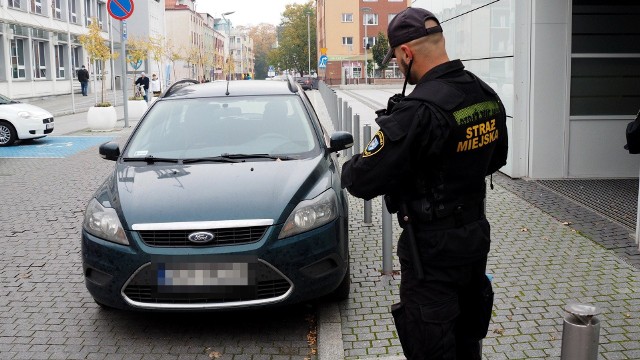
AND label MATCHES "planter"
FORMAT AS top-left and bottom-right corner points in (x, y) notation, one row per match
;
(87, 106), (117, 131)
(128, 100), (148, 120)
